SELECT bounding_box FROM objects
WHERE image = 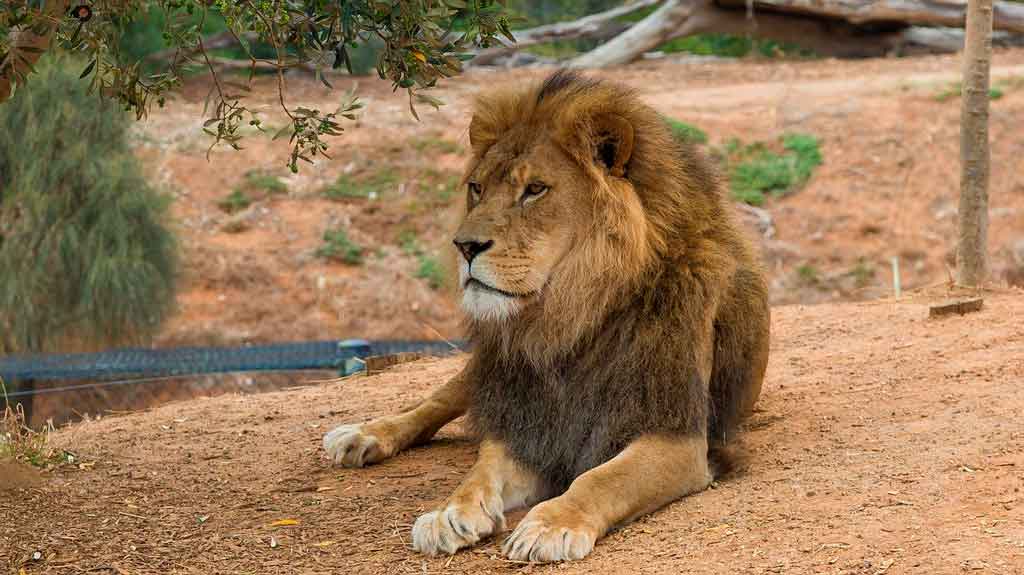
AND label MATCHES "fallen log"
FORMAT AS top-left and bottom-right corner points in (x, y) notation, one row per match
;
(470, 0), (661, 65)
(731, 0), (1024, 33)
(555, 0), (1024, 68)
